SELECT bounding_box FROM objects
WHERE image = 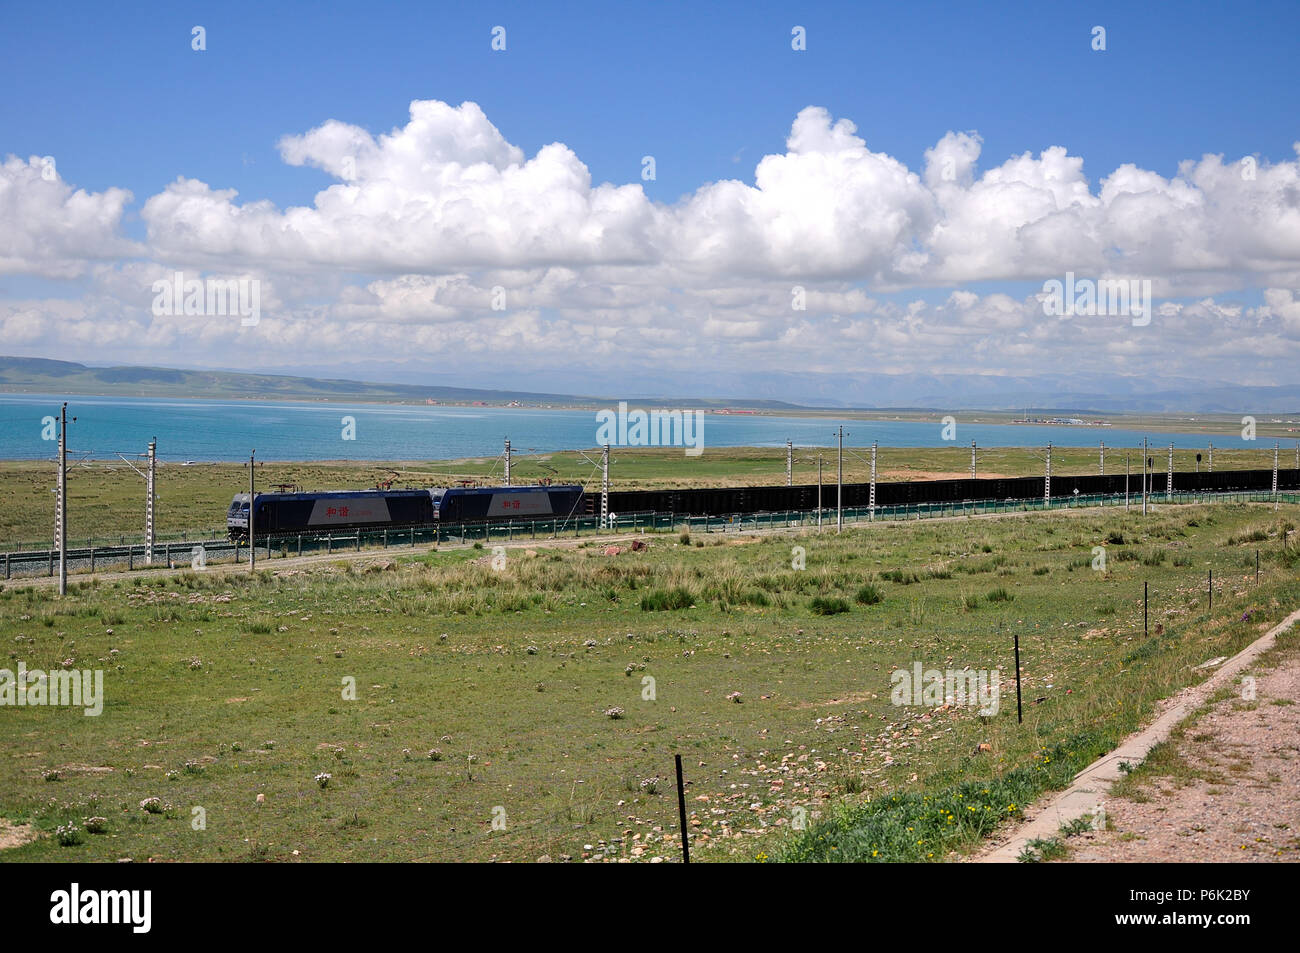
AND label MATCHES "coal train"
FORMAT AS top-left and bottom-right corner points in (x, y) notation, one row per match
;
(592, 467), (1299, 517)
(226, 484), (585, 540)
(226, 467), (1297, 539)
